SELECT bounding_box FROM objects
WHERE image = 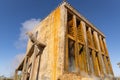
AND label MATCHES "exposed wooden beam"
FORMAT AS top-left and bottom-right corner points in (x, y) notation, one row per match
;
(26, 32), (46, 48)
